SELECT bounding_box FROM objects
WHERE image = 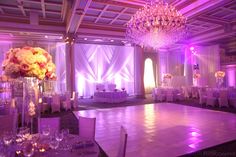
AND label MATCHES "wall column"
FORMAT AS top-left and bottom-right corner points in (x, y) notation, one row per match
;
(65, 42), (75, 93)
(134, 45), (145, 98)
